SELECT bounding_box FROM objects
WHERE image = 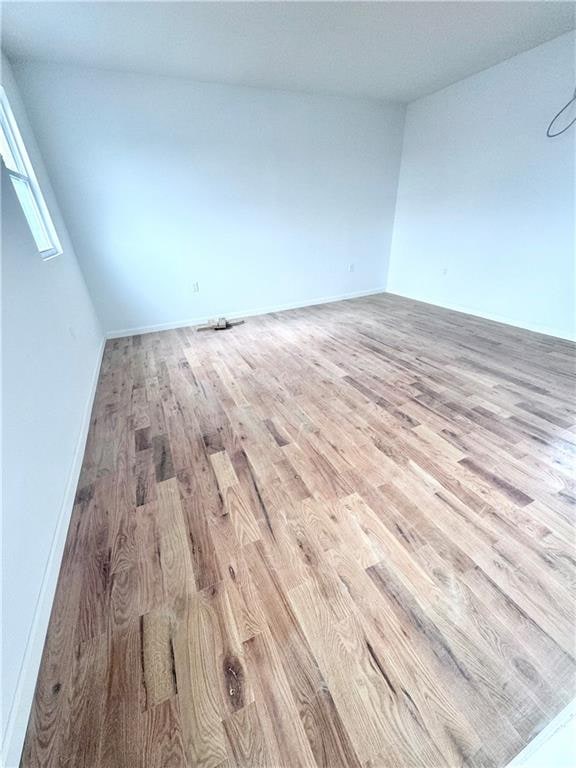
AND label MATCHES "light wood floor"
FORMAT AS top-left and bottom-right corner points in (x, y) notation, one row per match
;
(22, 294), (575, 768)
